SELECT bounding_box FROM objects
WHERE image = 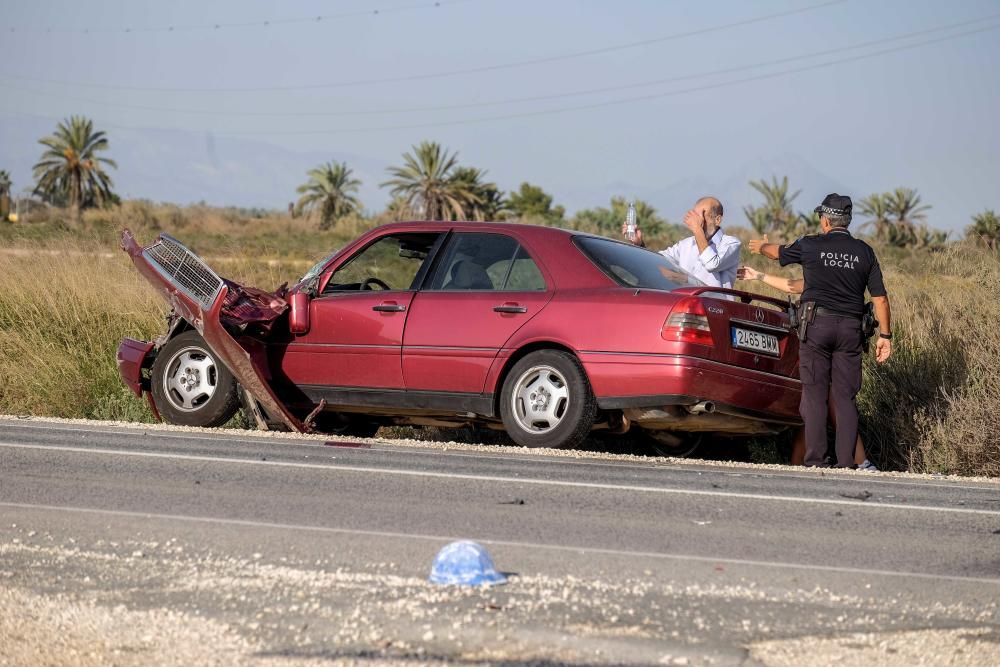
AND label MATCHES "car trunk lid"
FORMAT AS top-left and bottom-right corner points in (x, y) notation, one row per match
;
(668, 286), (800, 378)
